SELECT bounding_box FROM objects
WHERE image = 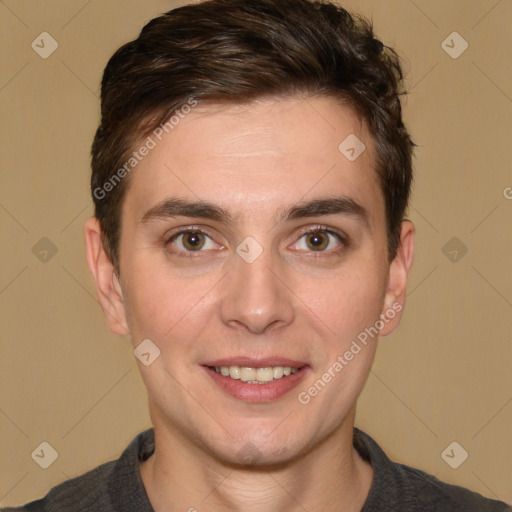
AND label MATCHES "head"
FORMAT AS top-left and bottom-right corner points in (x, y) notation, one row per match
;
(86, 0), (414, 467)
